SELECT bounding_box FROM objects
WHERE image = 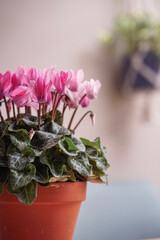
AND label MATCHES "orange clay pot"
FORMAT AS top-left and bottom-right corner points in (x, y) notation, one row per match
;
(0, 181), (87, 240)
